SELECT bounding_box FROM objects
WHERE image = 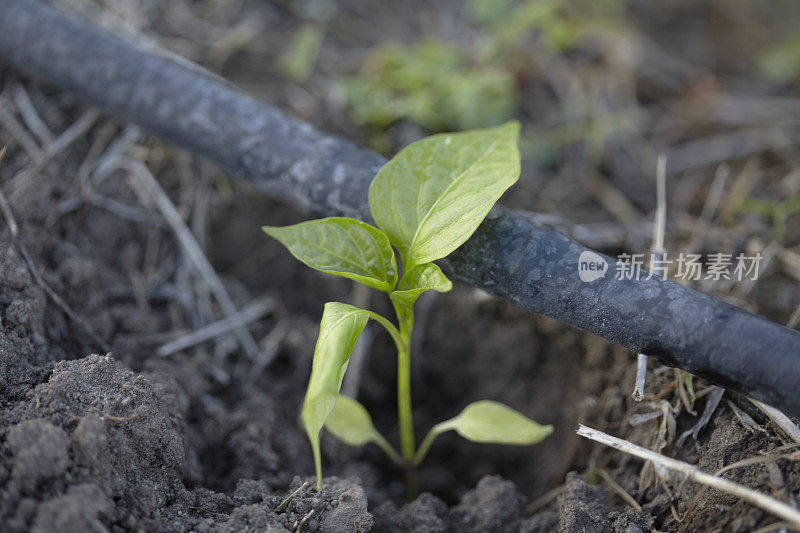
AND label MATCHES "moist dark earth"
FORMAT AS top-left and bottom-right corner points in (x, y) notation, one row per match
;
(0, 168), (658, 532)
(3, 0), (800, 532)
(0, 161), (661, 531)
(1, 122), (798, 532)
